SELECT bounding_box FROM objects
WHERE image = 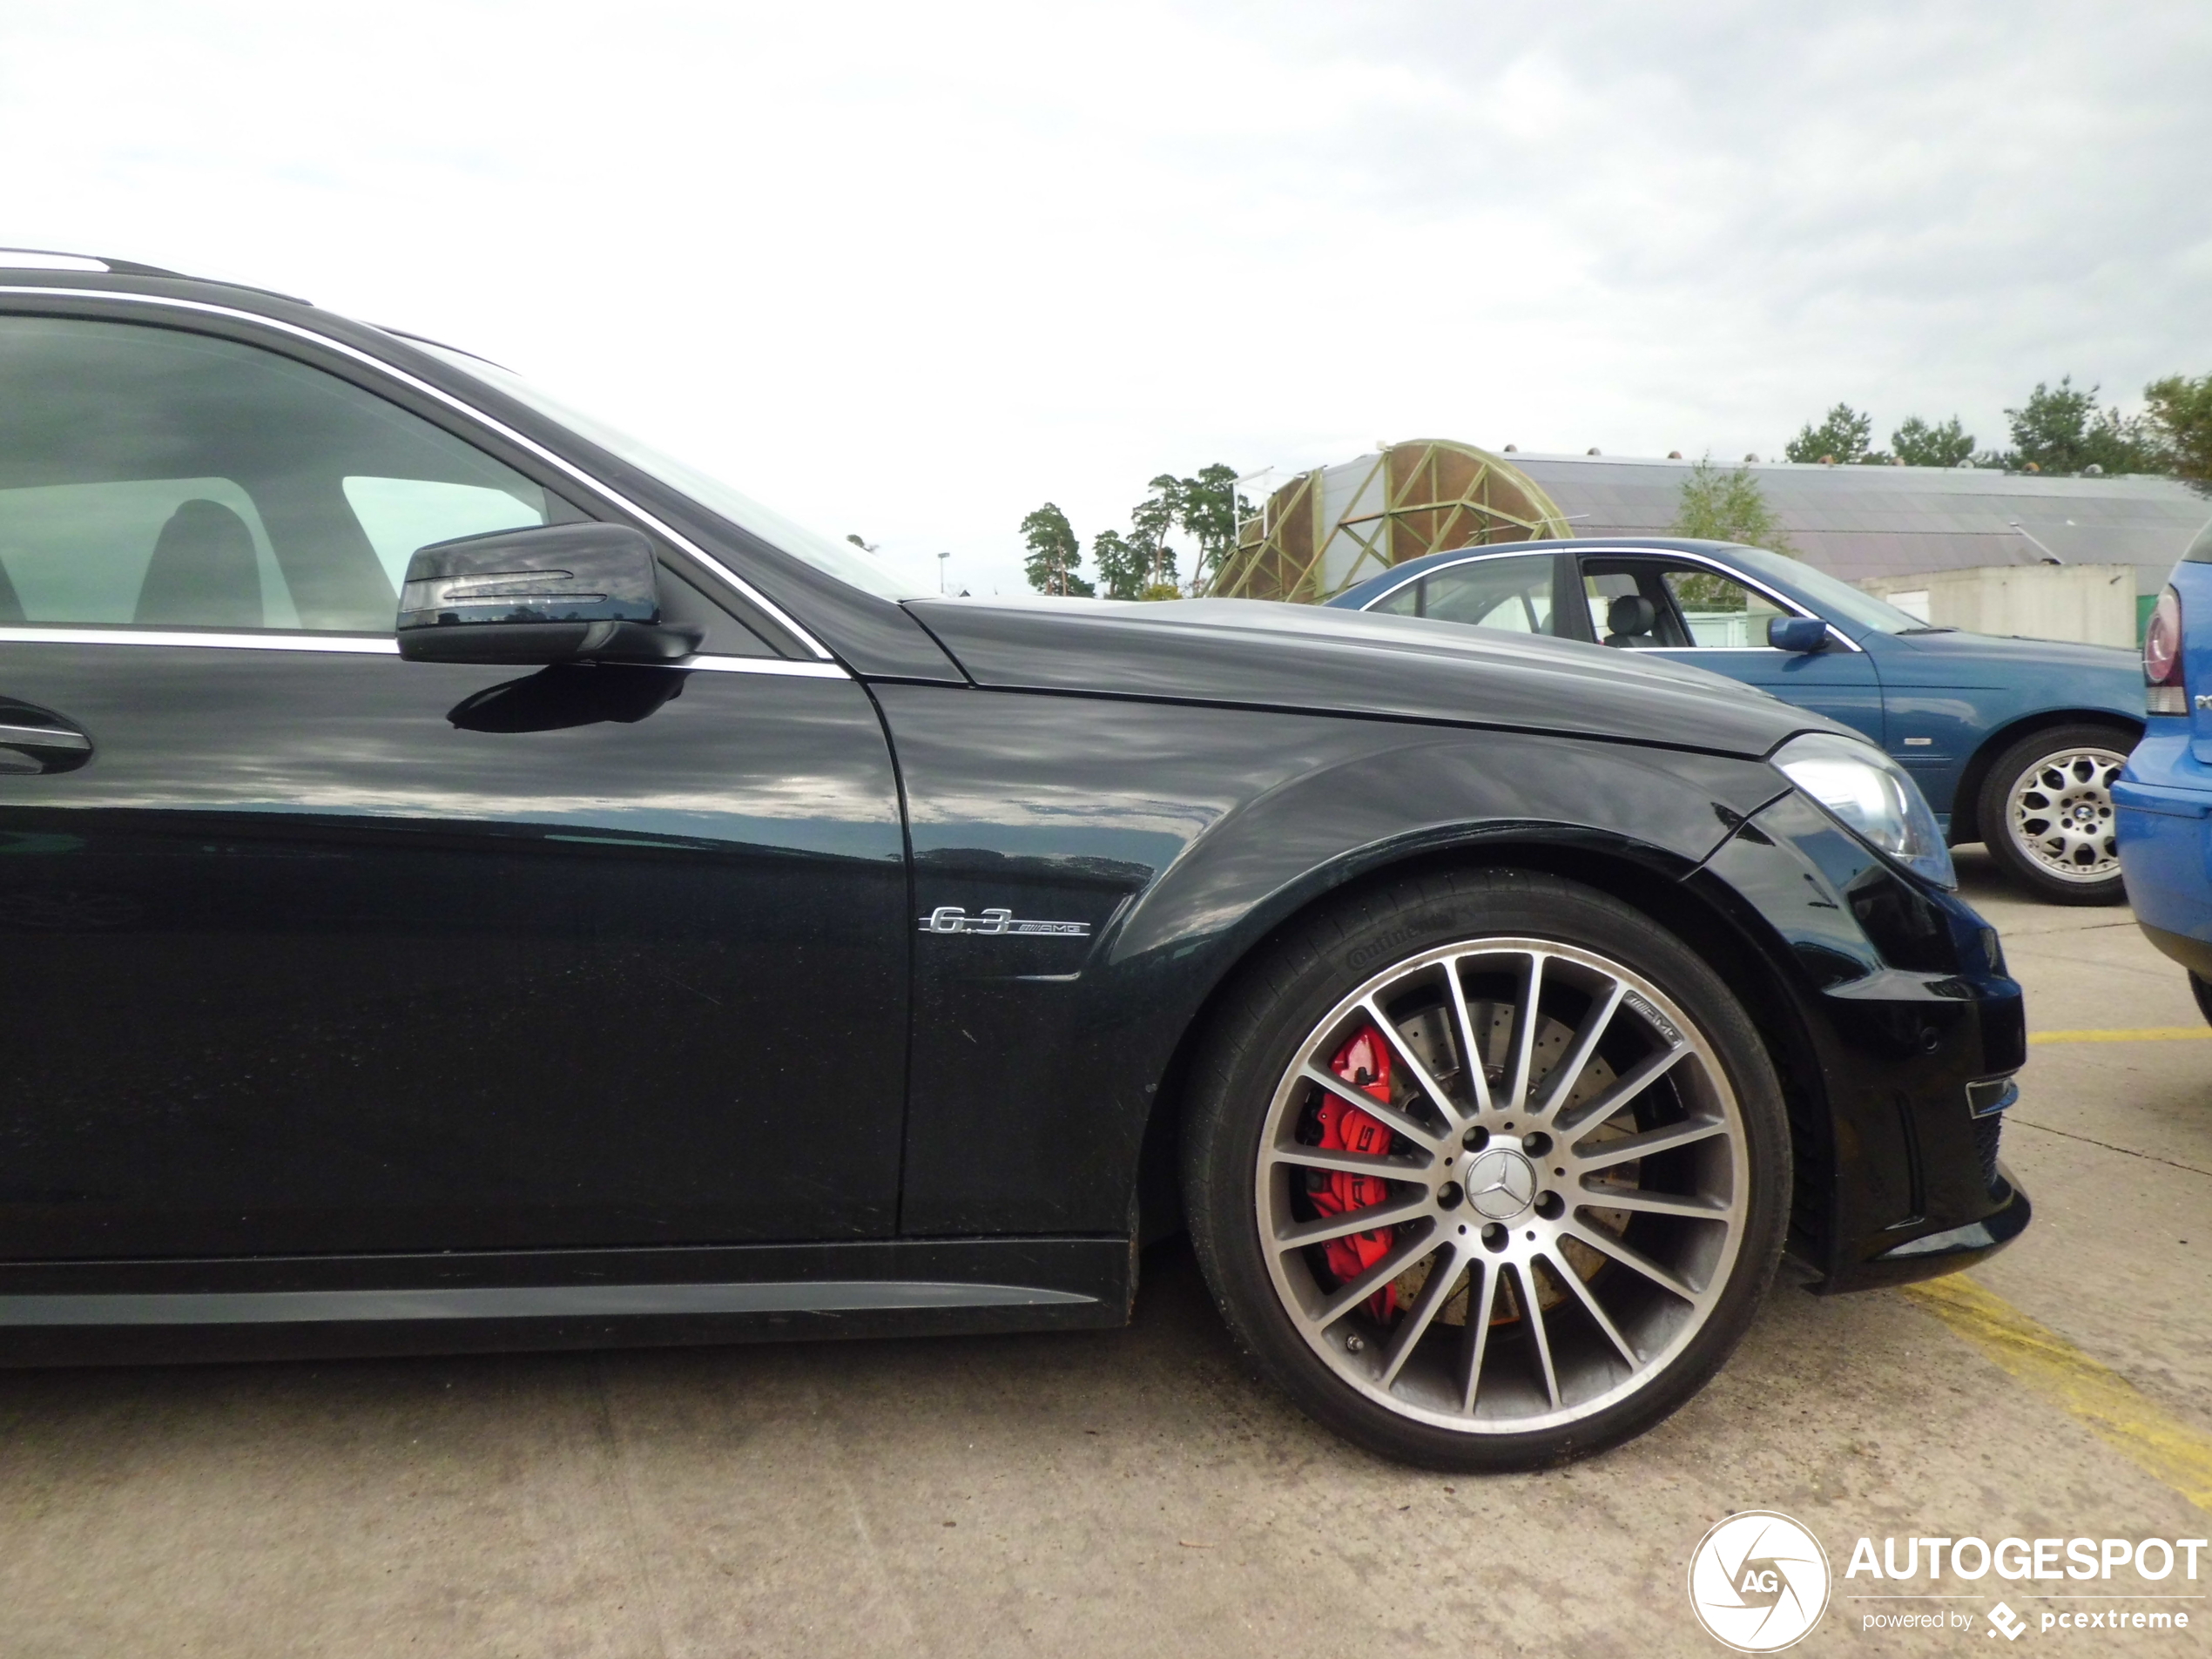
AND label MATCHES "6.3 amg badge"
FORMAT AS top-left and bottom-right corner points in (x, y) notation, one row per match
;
(919, 906), (1092, 937)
